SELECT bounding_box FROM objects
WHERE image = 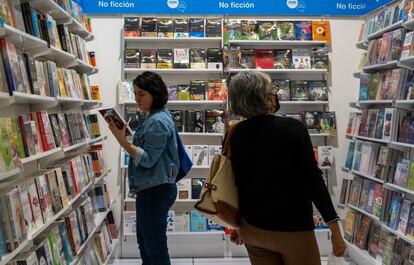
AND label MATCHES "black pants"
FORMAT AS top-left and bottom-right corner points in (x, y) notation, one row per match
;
(135, 183), (177, 265)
